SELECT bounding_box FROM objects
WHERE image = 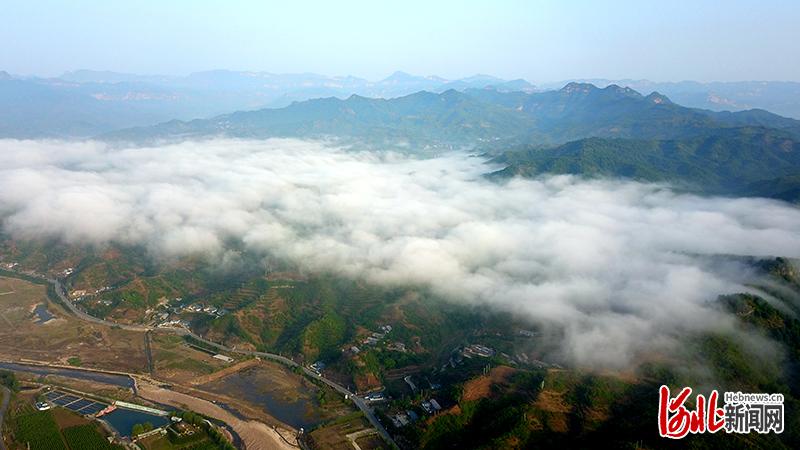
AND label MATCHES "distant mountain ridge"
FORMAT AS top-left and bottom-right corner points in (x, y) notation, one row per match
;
(105, 82), (800, 147)
(542, 79), (800, 119)
(103, 89), (534, 147)
(0, 69), (537, 138)
(102, 82), (800, 202)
